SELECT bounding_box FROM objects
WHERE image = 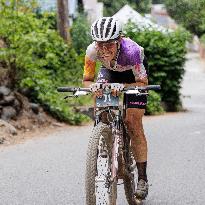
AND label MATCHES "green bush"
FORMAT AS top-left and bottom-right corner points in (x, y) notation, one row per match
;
(200, 34), (205, 44)
(124, 23), (190, 111)
(70, 13), (92, 54)
(36, 11), (57, 30)
(0, 1), (89, 124)
(146, 91), (164, 115)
